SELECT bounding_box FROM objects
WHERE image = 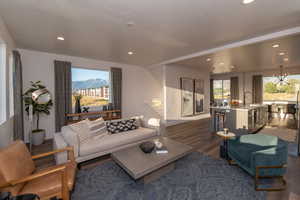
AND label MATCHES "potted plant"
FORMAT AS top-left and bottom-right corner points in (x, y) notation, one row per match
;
(24, 81), (53, 145)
